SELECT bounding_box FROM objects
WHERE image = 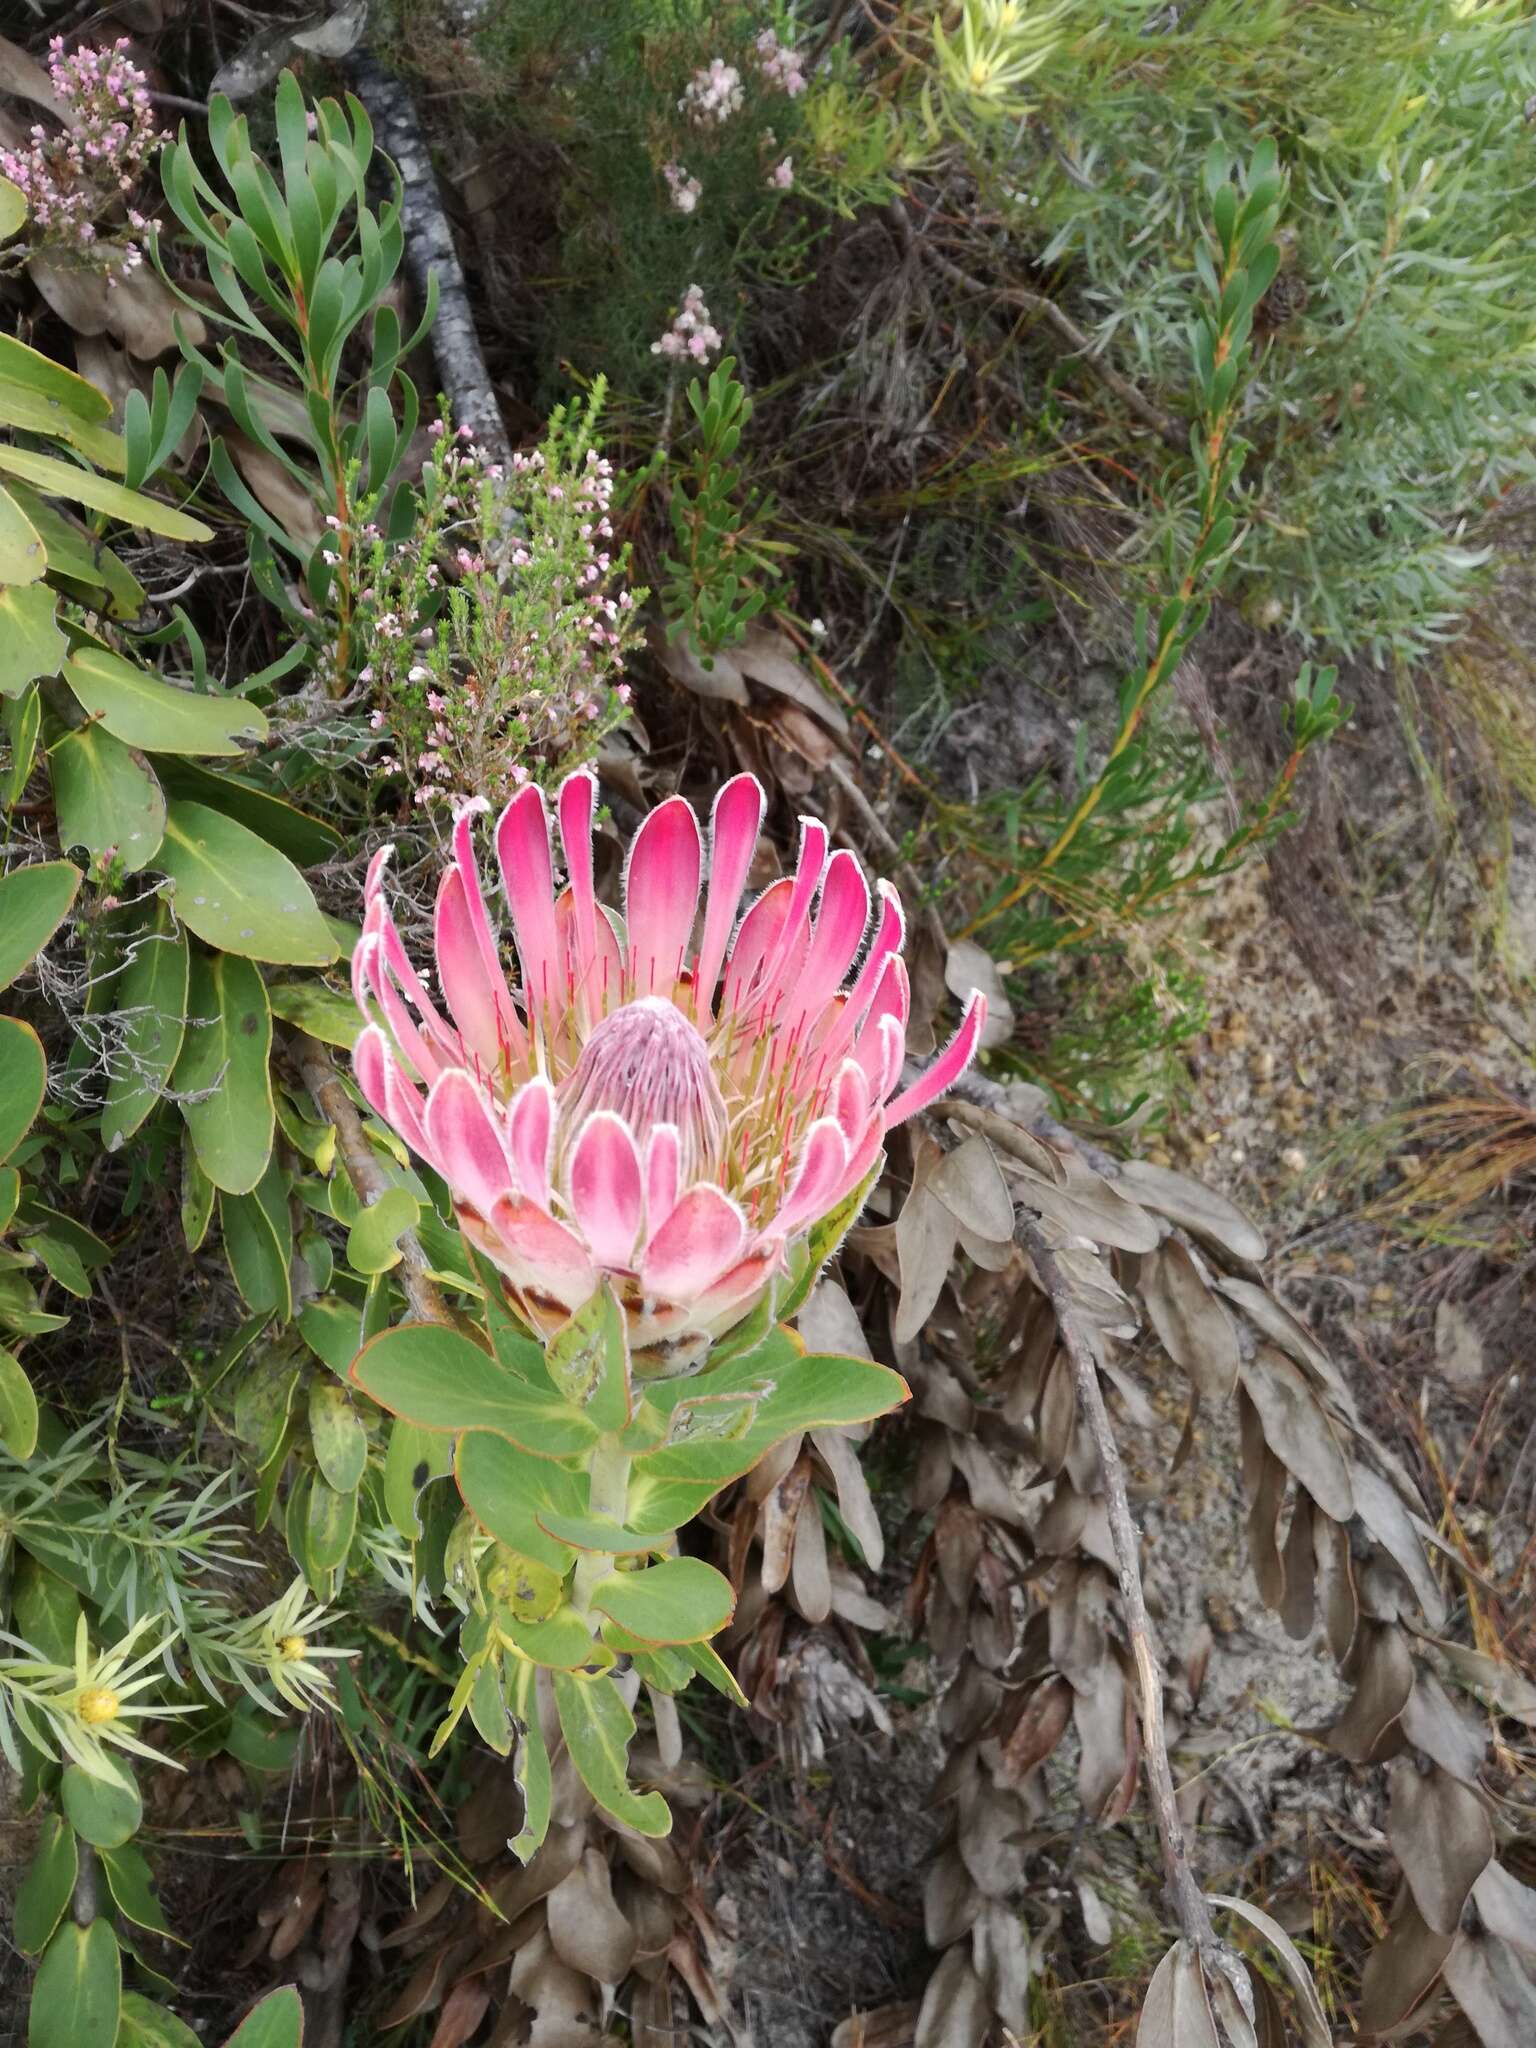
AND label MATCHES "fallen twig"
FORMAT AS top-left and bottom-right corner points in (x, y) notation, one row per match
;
(346, 50), (513, 470)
